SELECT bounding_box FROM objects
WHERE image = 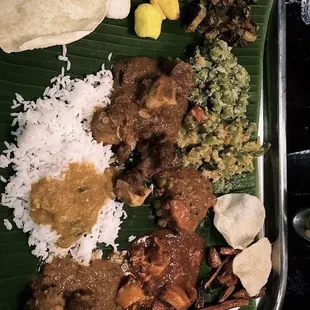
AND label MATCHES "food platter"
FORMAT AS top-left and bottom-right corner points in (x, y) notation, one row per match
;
(0, 0), (287, 309)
